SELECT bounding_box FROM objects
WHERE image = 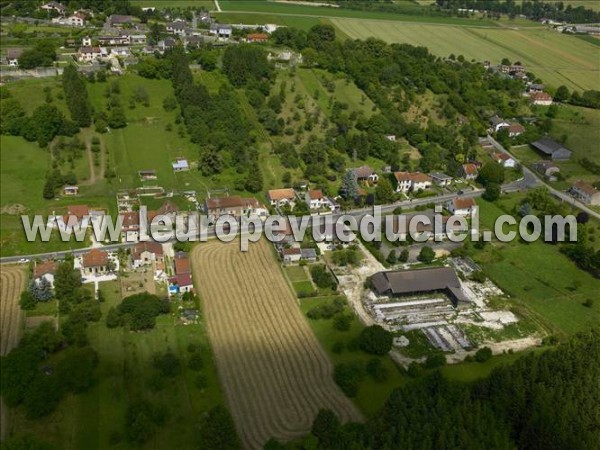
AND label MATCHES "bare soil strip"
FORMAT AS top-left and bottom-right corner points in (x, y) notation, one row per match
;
(192, 240), (362, 449)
